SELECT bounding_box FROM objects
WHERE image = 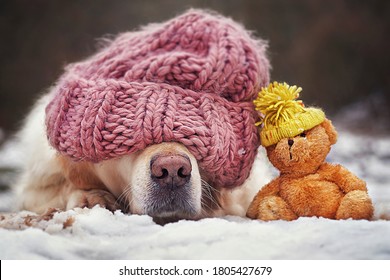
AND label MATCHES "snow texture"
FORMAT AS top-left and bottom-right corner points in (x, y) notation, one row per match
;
(1, 129), (390, 260)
